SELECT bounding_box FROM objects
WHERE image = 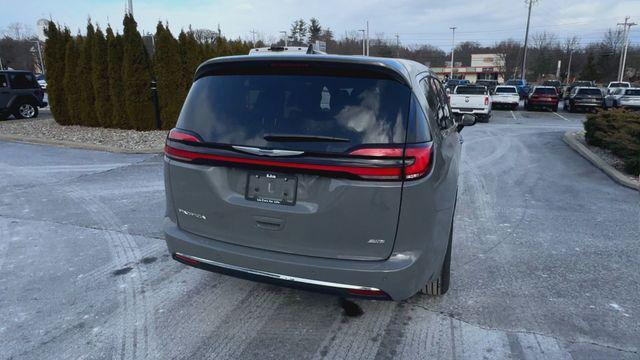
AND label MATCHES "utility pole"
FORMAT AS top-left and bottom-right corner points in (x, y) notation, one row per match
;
(449, 26), (456, 79)
(566, 48), (573, 83)
(521, 0), (536, 81)
(395, 34), (400, 57)
(125, 0), (133, 16)
(250, 29), (258, 44)
(358, 29), (365, 55)
(32, 40), (44, 74)
(280, 31), (288, 46)
(617, 17), (637, 82)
